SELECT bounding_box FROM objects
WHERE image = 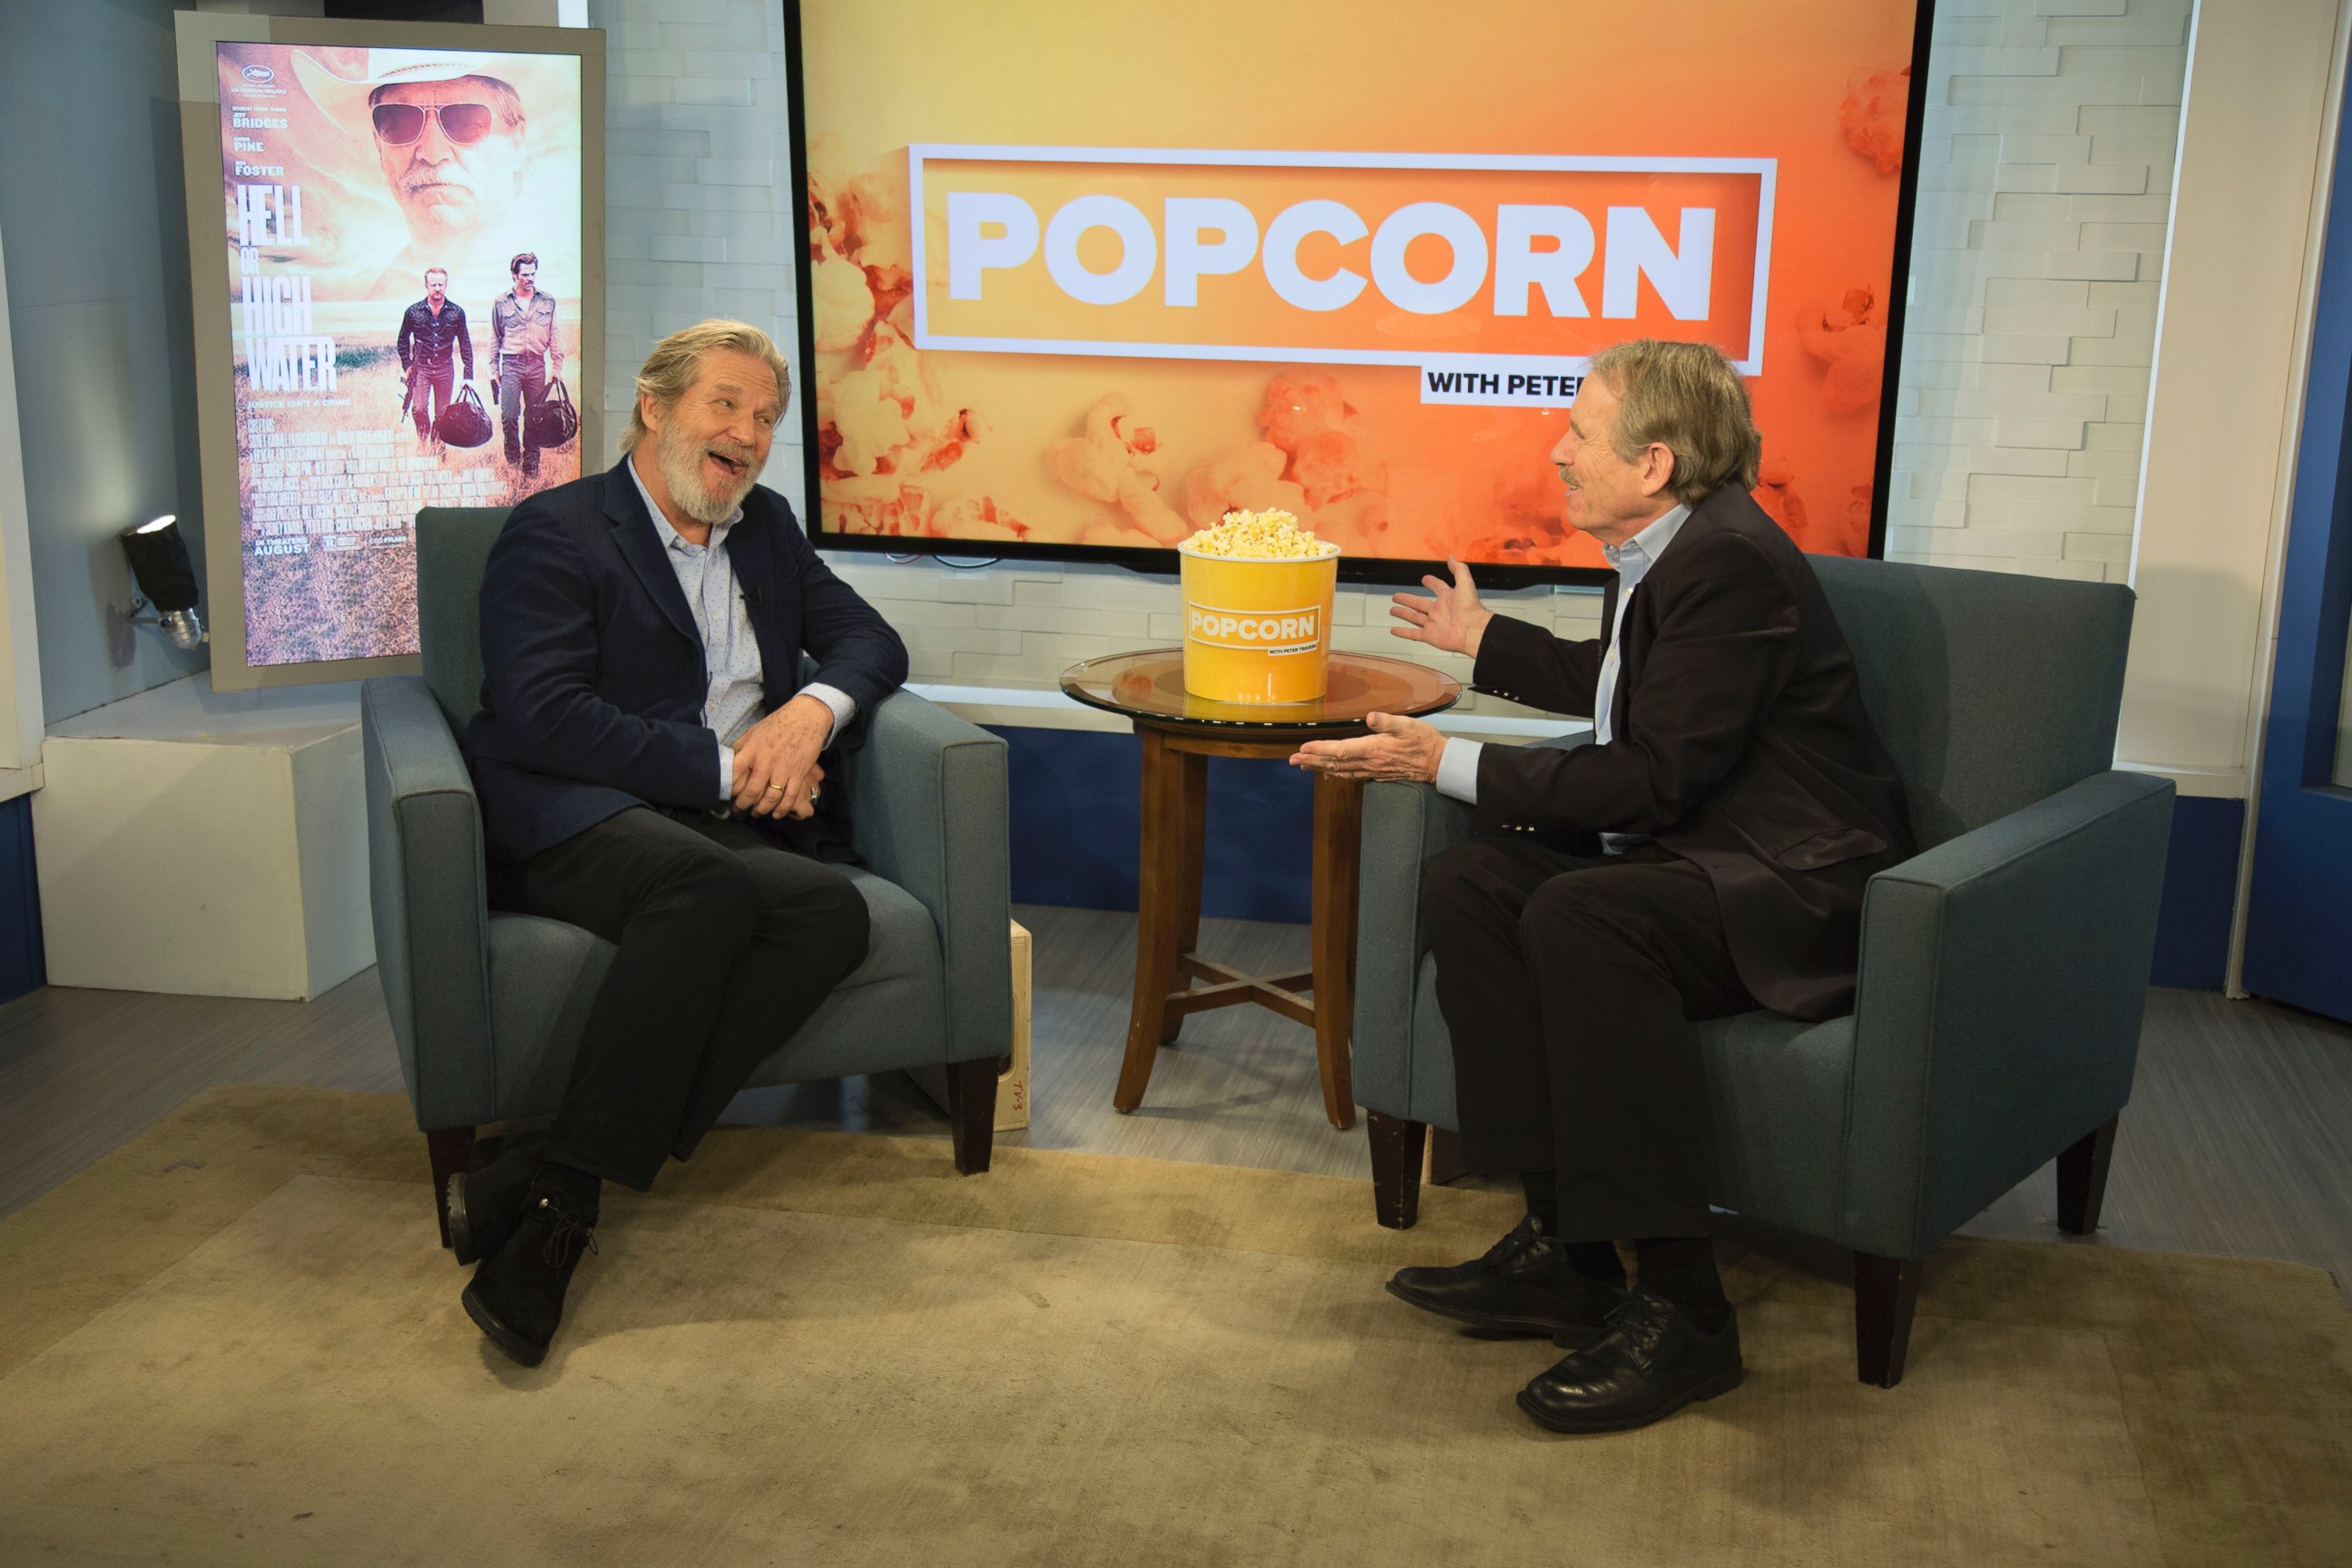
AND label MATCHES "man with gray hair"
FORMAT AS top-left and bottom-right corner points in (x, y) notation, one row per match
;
(456, 319), (907, 1368)
(1293, 339), (1913, 1433)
